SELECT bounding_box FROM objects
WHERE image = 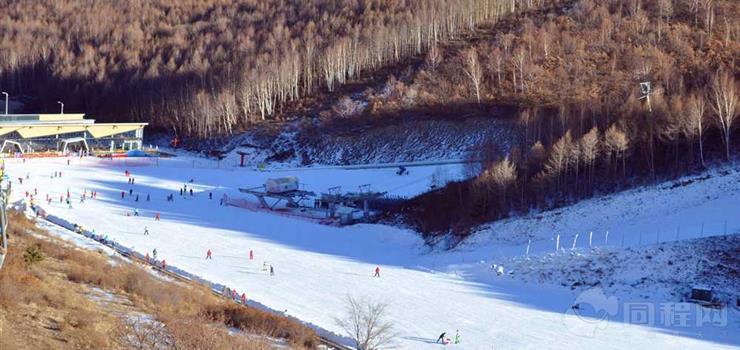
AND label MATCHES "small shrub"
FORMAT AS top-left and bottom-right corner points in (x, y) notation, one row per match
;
(23, 244), (44, 266)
